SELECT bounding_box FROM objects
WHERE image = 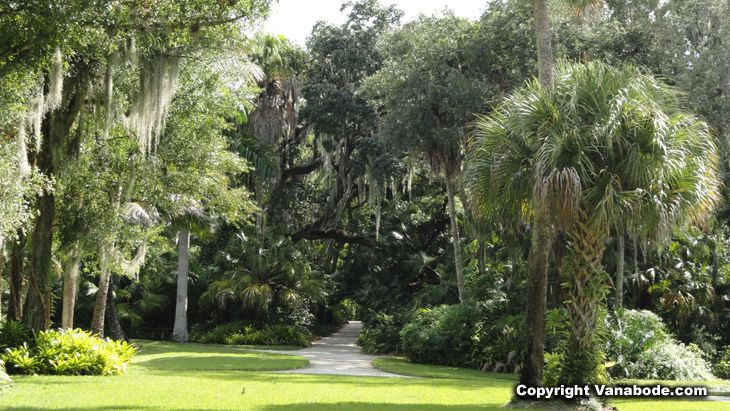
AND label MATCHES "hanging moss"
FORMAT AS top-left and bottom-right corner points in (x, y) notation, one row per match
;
(15, 122), (30, 177)
(45, 48), (64, 113)
(125, 52), (181, 155)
